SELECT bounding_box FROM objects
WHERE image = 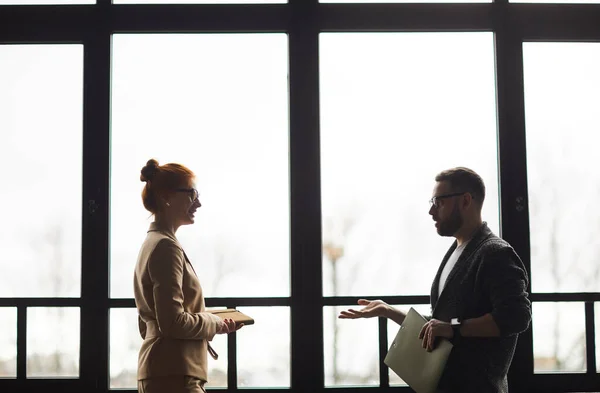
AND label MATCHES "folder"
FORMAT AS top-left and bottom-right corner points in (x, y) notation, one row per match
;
(384, 307), (453, 393)
(206, 308), (255, 326)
